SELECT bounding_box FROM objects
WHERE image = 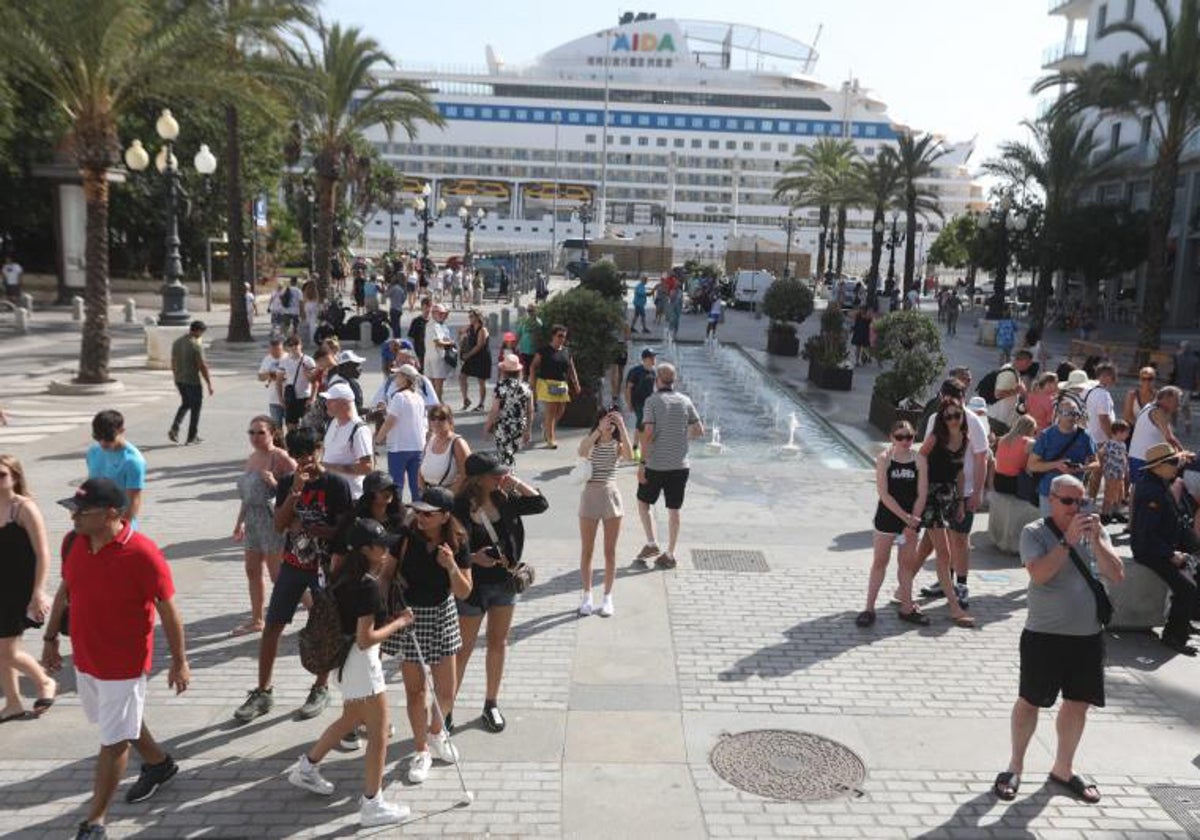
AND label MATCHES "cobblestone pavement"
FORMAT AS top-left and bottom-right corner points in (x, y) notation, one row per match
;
(0, 295), (1198, 839)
